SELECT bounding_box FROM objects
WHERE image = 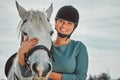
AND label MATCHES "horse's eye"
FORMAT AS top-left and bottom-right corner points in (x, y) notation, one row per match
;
(23, 19), (27, 24)
(50, 30), (54, 36)
(22, 31), (27, 35)
(47, 18), (50, 22)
